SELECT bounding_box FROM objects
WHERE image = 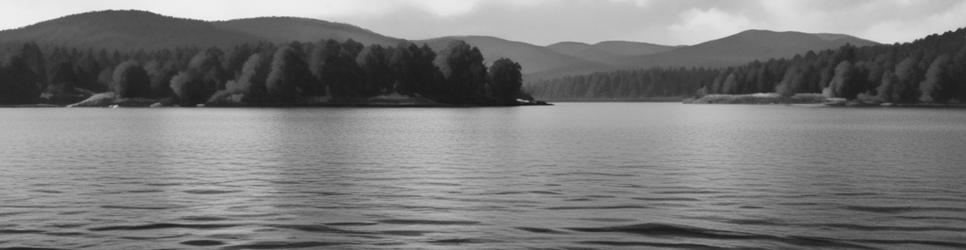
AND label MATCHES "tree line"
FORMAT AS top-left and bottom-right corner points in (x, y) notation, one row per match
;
(528, 27), (966, 104)
(0, 39), (527, 106)
(525, 67), (717, 100)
